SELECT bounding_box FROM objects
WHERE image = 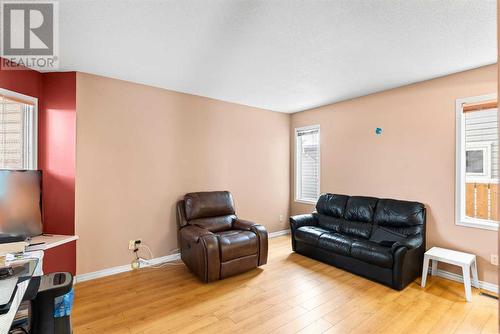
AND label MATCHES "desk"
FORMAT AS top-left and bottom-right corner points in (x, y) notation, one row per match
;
(27, 234), (79, 252)
(26, 234), (79, 276)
